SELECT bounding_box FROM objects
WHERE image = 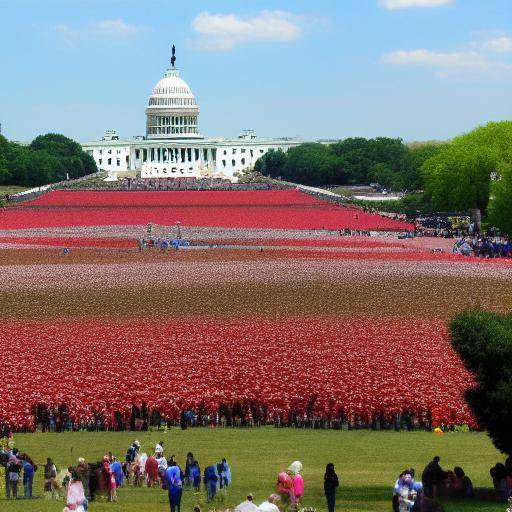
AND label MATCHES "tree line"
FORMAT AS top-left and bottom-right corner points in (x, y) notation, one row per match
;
(255, 121), (512, 234)
(0, 133), (97, 188)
